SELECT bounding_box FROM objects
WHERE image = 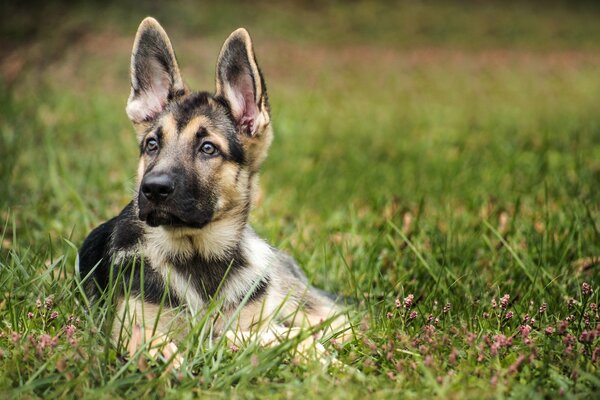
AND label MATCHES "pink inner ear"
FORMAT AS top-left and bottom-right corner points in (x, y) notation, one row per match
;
(234, 75), (259, 135)
(126, 60), (171, 123)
